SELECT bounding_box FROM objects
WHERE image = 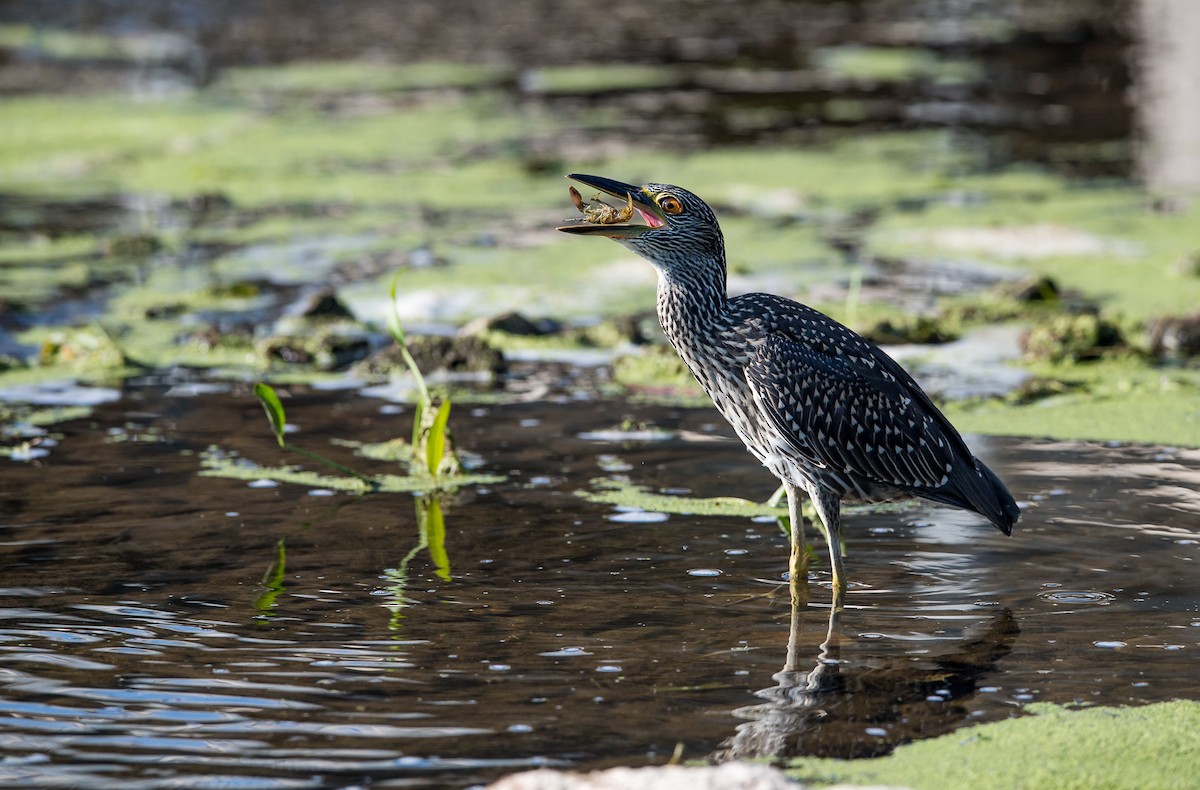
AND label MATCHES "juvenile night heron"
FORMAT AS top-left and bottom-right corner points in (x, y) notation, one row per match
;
(558, 174), (1020, 596)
